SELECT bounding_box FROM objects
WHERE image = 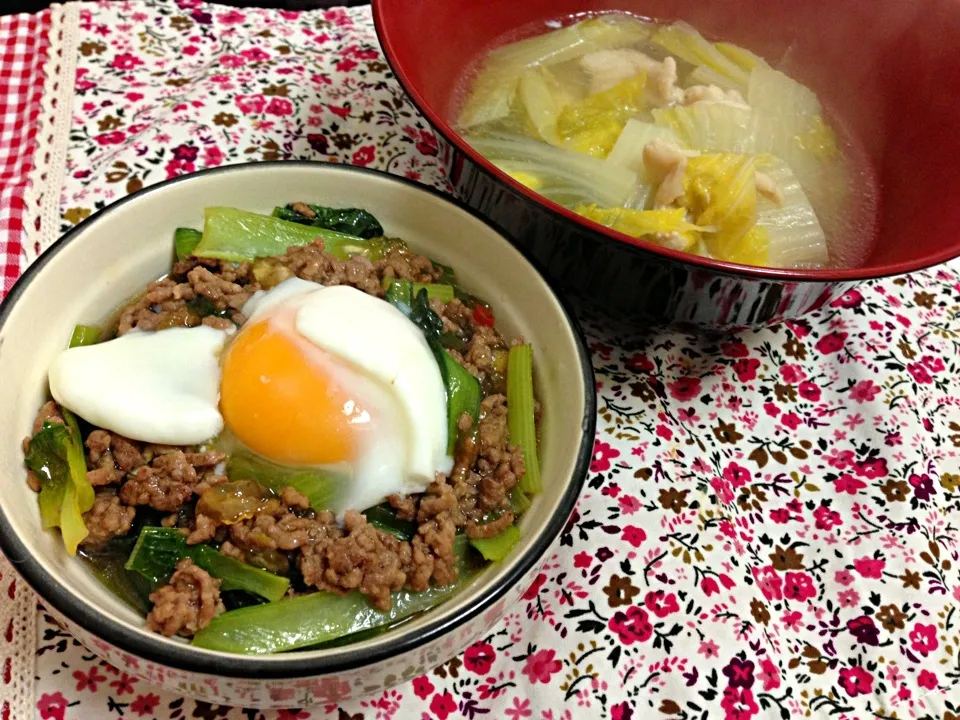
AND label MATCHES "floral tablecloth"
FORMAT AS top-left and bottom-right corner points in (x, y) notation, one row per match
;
(2, 2), (959, 719)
